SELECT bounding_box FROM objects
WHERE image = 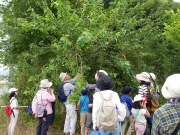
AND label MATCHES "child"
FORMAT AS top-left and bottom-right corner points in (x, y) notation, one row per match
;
(77, 89), (89, 135)
(85, 92), (93, 135)
(131, 95), (150, 135)
(120, 86), (134, 135)
(8, 88), (22, 135)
